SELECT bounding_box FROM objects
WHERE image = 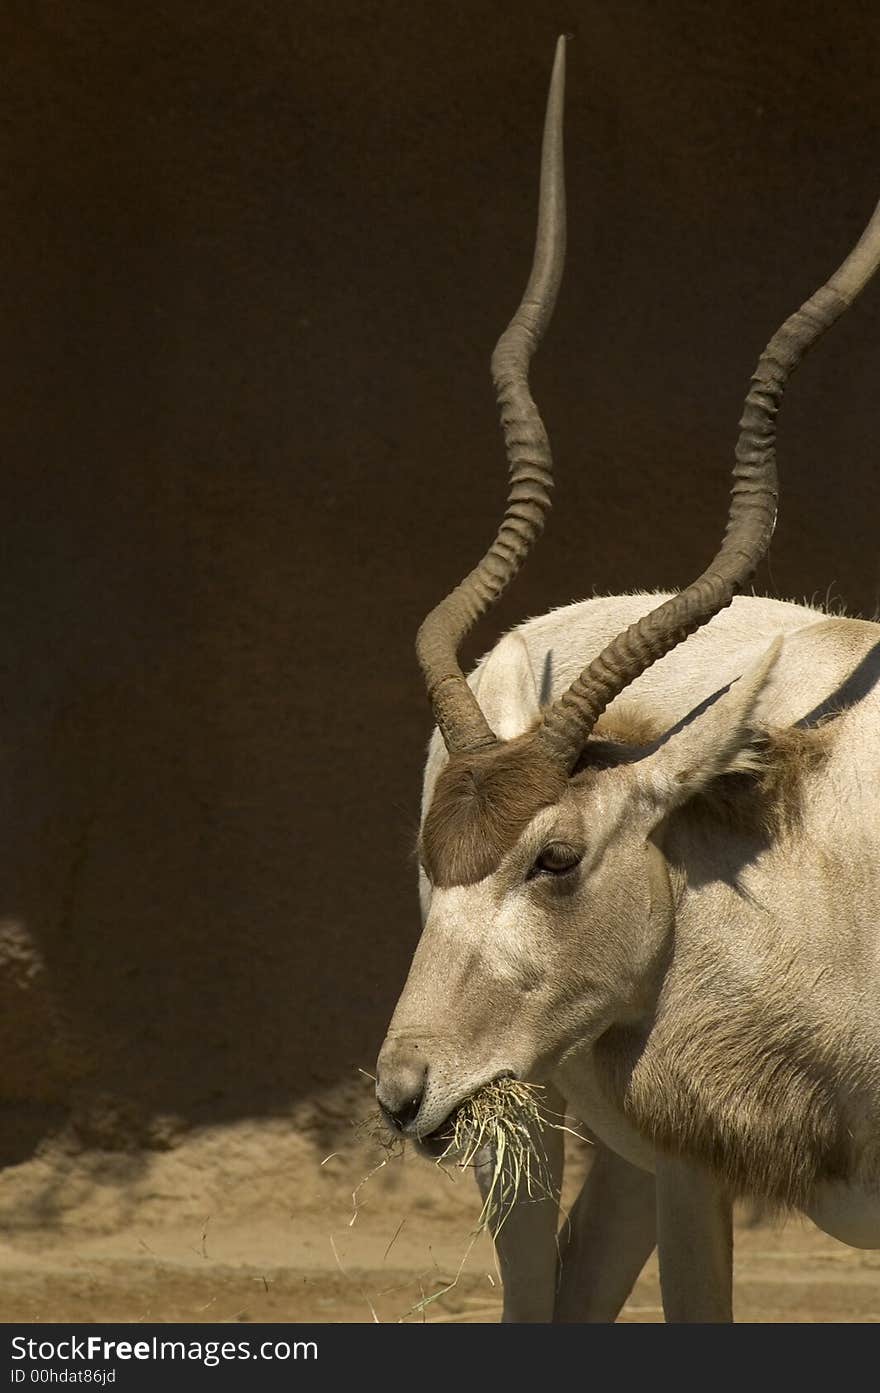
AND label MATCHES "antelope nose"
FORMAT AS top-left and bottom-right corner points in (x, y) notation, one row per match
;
(375, 1042), (428, 1133)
